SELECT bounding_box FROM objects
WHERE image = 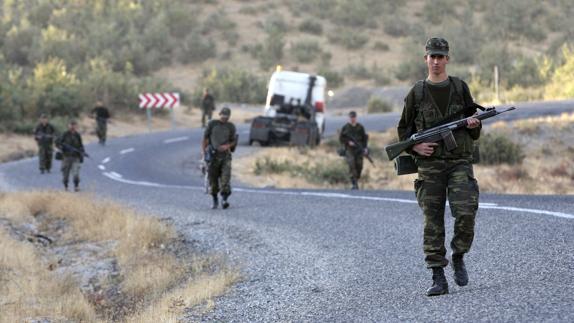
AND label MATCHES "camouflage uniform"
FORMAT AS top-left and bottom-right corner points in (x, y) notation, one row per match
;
(56, 130), (85, 190)
(34, 122), (56, 173)
(91, 105), (110, 144)
(201, 93), (215, 128)
(204, 119), (236, 198)
(398, 76), (481, 269)
(339, 122), (368, 185)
